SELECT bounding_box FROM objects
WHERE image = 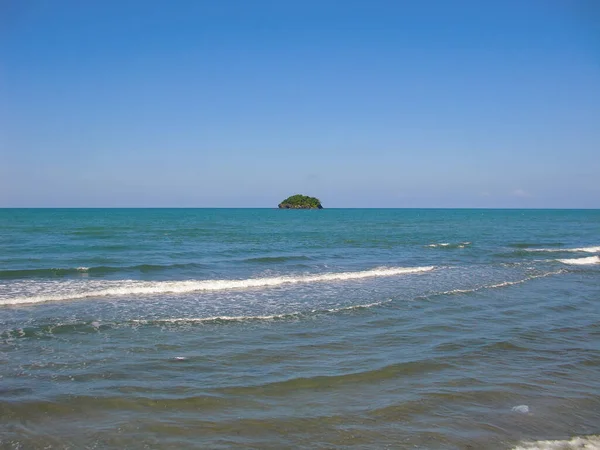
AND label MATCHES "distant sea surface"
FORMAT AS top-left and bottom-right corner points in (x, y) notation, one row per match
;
(1, 208), (599, 449)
